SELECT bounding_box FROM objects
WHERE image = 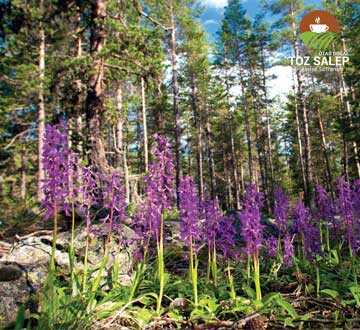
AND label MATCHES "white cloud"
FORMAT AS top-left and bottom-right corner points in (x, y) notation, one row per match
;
(267, 65), (293, 103)
(203, 0), (228, 8)
(204, 19), (219, 26)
